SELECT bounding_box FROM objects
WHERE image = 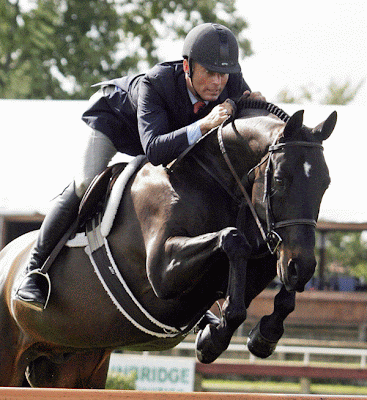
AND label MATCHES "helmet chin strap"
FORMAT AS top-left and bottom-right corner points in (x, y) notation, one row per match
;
(185, 58), (206, 102)
(190, 80), (205, 102)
